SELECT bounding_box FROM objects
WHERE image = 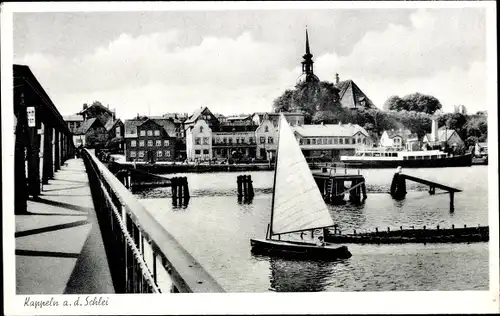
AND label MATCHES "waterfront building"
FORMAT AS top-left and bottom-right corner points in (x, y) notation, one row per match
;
(255, 114), (278, 160)
(73, 117), (108, 148)
(63, 114), (84, 134)
(212, 117), (258, 160)
(186, 119), (213, 161)
(124, 118), (176, 162)
(379, 129), (419, 151)
(105, 118), (125, 152)
(292, 122), (371, 161)
(423, 118), (464, 149)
